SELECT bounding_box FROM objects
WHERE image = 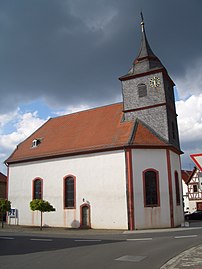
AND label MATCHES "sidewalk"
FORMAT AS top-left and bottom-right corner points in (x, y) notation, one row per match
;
(0, 224), (123, 236)
(160, 244), (202, 269)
